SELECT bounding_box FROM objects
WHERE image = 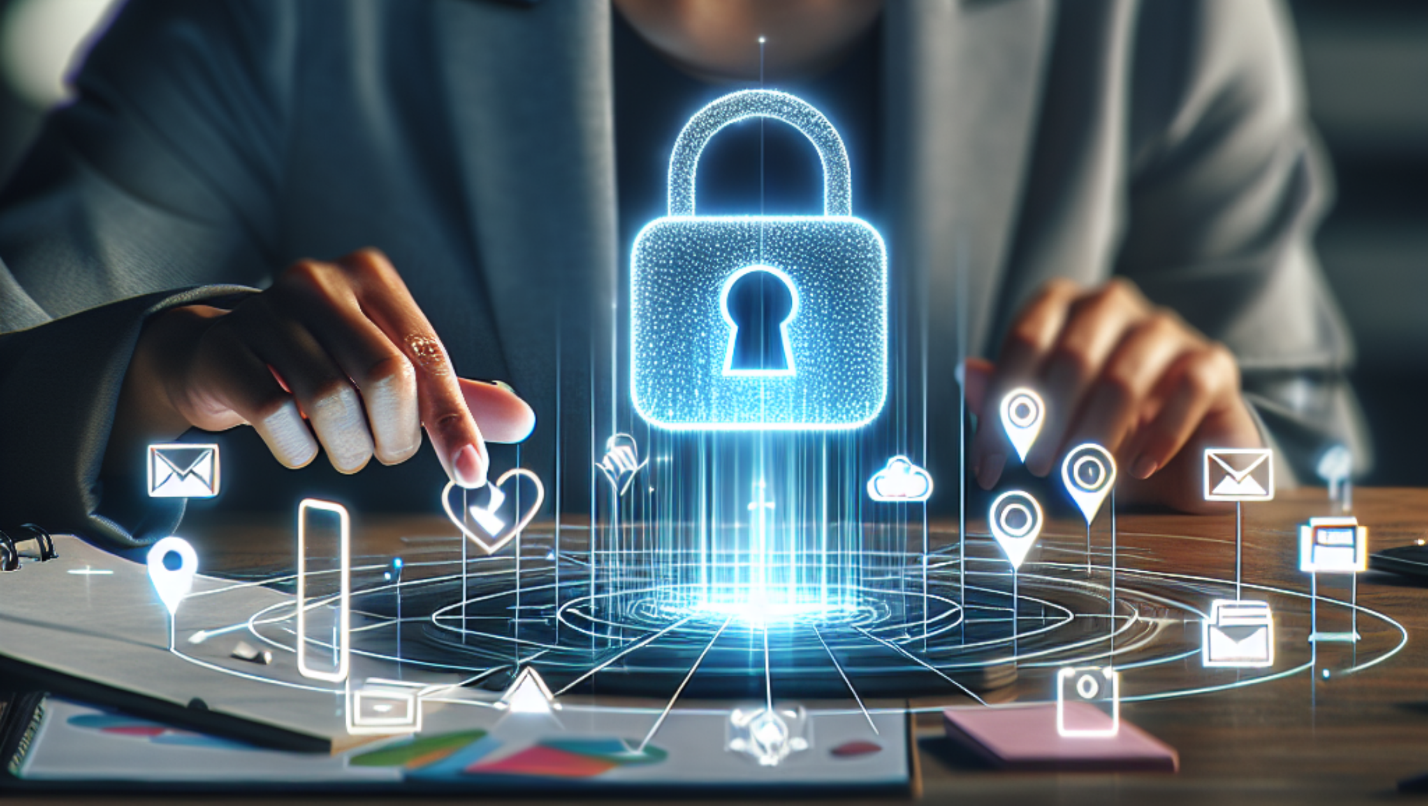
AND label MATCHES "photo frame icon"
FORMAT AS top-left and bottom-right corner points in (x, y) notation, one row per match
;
(1056, 667), (1120, 738)
(1203, 448), (1274, 502)
(1299, 517), (1367, 574)
(1202, 600), (1275, 668)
